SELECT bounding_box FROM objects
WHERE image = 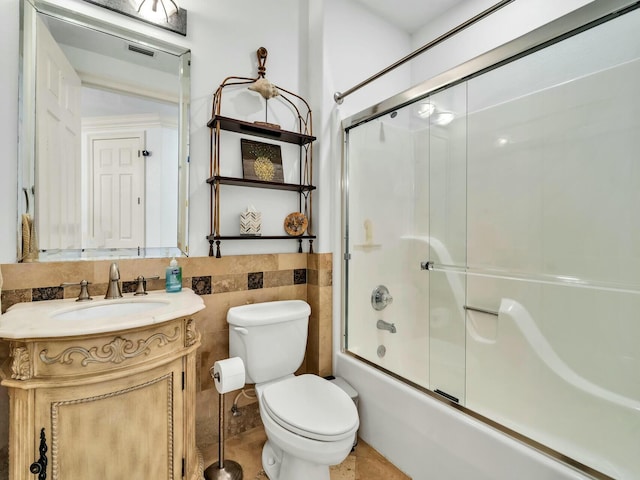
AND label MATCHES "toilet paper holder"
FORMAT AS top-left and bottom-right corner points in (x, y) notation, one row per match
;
(204, 359), (245, 480)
